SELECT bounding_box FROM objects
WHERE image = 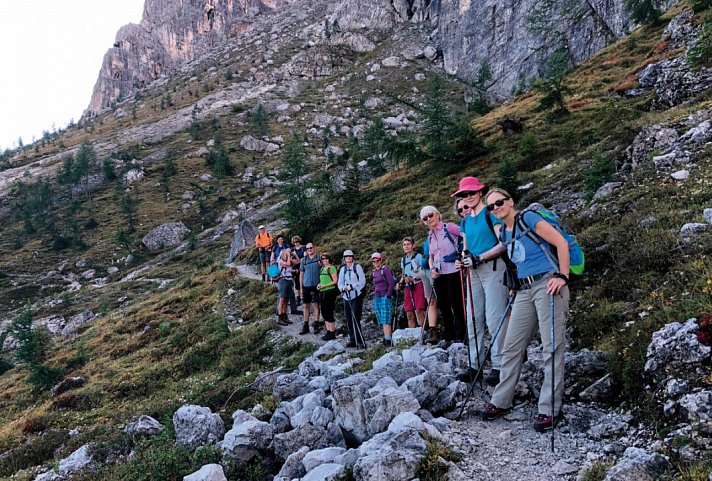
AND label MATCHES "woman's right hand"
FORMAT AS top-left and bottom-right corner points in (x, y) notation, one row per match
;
(432, 269), (440, 279)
